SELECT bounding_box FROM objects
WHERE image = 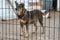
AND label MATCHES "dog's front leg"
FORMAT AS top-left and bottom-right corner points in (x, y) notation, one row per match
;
(25, 24), (29, 37)
(20, 19), (26, 23)
(20, 23), (24, 36)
